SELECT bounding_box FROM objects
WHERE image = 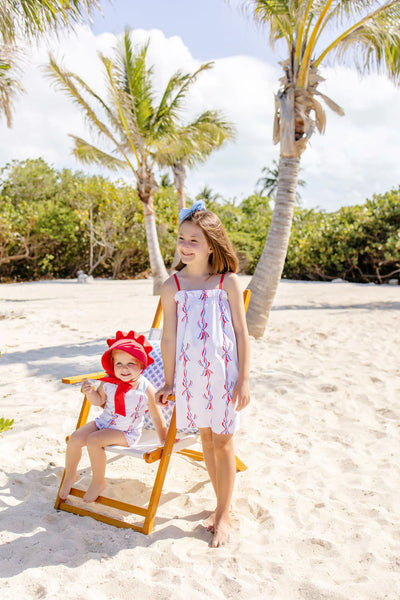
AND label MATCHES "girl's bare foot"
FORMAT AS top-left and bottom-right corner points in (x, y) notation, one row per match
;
(203, 504), (233, 533)
(59, 474), (79, 500)
(211, 517), (231, 548)
(202, 511), (216, 532)
(83, 480), (107, 503)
